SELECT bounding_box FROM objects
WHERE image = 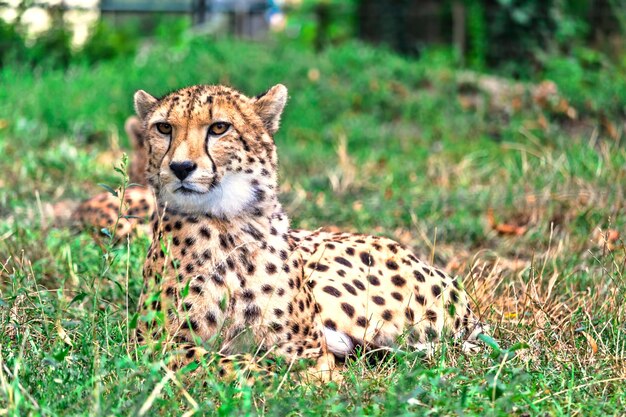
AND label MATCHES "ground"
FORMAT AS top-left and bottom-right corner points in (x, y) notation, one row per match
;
(0, 40), (625, 415)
